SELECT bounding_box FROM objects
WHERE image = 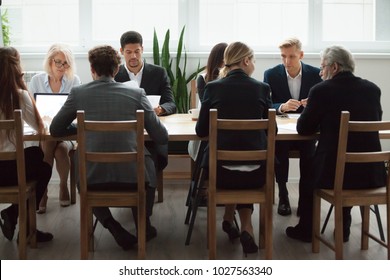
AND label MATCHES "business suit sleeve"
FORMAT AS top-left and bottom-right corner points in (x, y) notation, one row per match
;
(263, 83), (273, 119)
(50, 90), (77, 136)
(296, 86), (321, 135)
(263, 68), (284, 112)
(156, 68), (176, 115)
